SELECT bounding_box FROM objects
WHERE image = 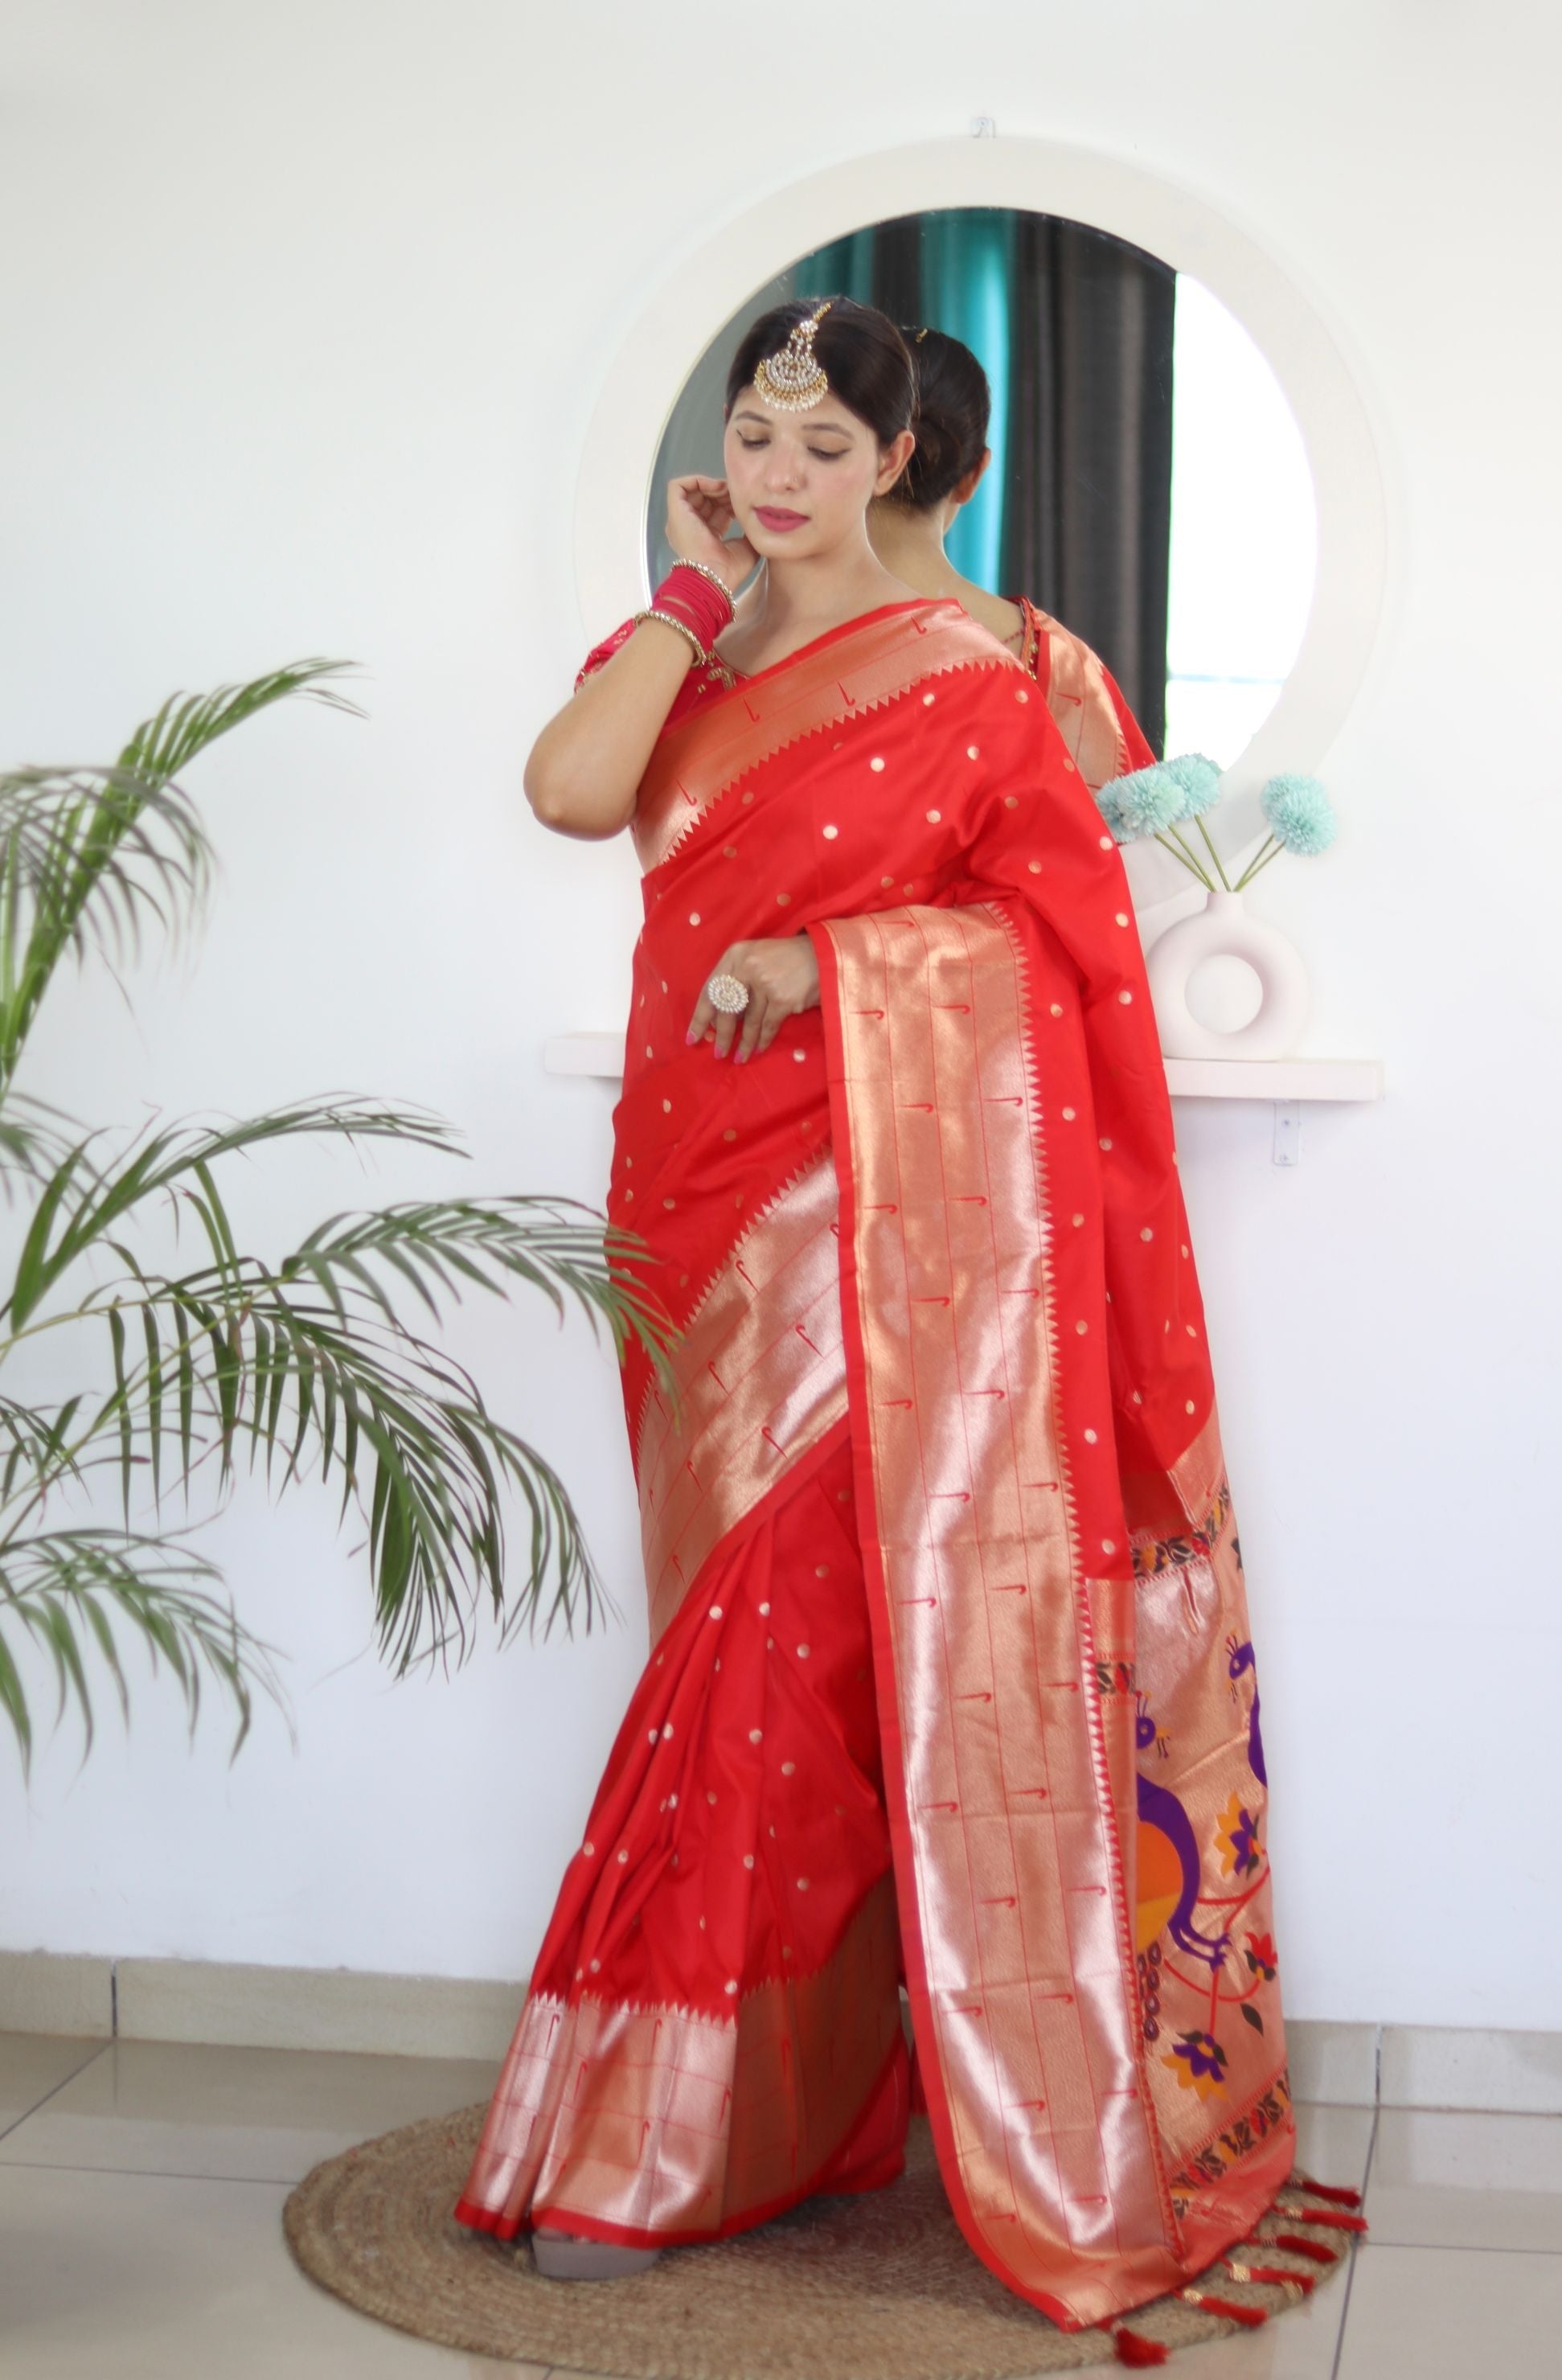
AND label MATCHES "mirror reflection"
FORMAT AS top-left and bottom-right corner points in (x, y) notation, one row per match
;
(648, 207), (1316, 770)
